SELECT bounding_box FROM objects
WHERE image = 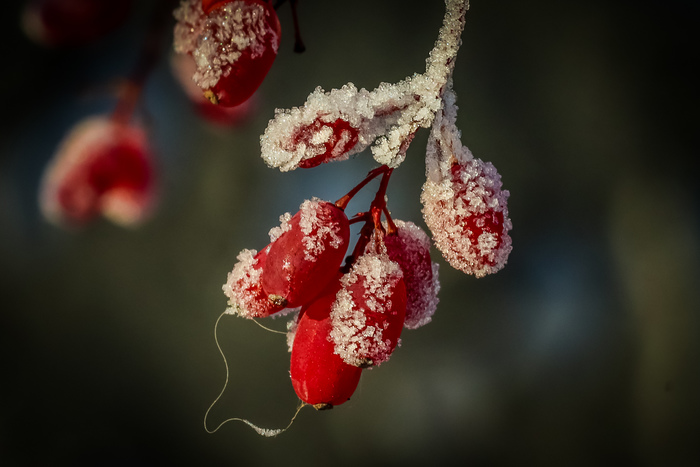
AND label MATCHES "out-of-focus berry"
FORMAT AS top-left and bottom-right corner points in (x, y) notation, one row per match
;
(22, 0), (132, 47)
(40, 116), (156, 227)
(421, 88), (512, 277)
